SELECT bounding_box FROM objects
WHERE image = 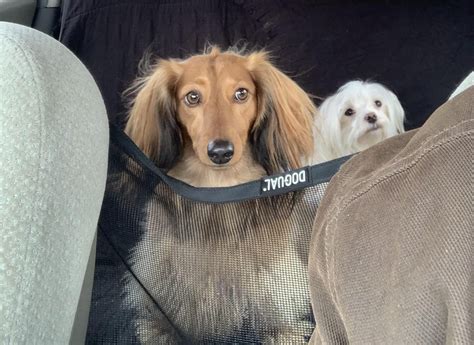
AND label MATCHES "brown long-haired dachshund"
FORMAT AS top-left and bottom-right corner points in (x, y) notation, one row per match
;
(125, 46), (315, 187)
(123, 47), (317, 344)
